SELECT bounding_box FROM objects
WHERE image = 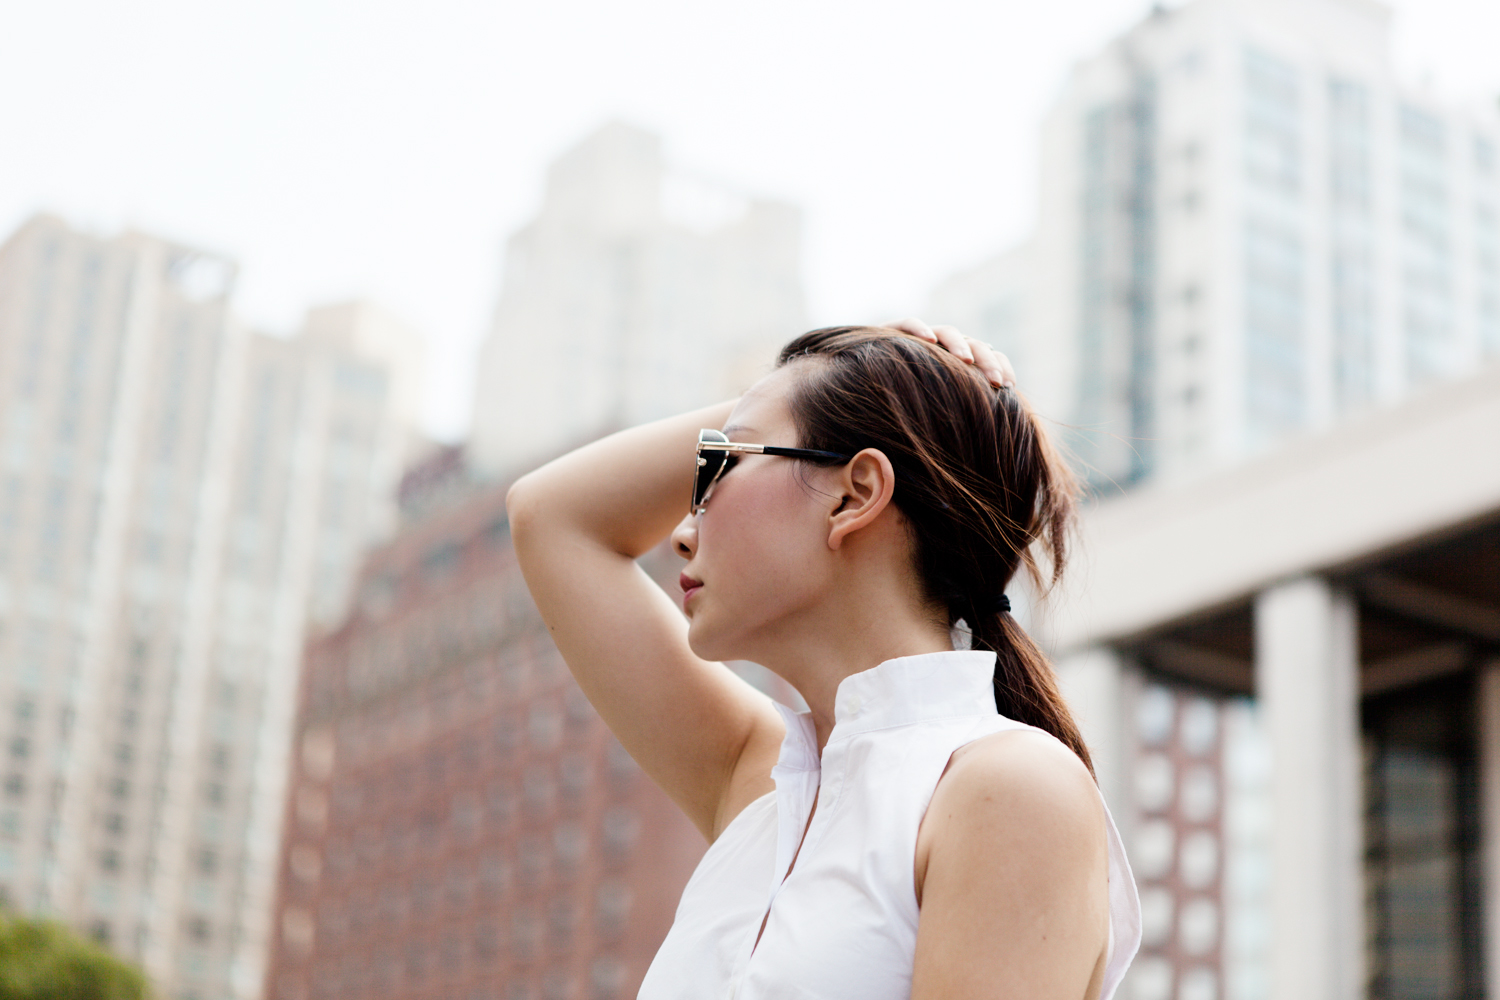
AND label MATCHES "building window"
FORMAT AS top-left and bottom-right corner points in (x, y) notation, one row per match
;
(1328, 77), (1376, 411)
(594, 880), (632, 940)
(524, 765), (556, 818)
(606, 739), (638, 793)
(1075, 82), (1158, 487)
(560, 752), (593, 804)
(472, 919), (502, 964)
(422, 540), (462, 582)
(479, 854), (511, 898)
(443, 862), (474, 911)
(1244, 47), (1300, 197)
(1363, 673), (1482, 997)
(542, 969), (573, 1000)
(494, 714), (520, 760)
(547, 898), (578, 953)
(1240, 46), (1305, 444)
(601, 808), (639, 864)
(529, 702), (562, 749)
(511, 908), (541, 964)
(484, 514), (509, 546)
(518, 835), (549, 889)
(186, 916), (211, 944)
(1243, 215), (1304, 438)
(553, 822), (586, 877)
(1399, 105), (1454, 382)
(1476, 203), (1499, 356)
